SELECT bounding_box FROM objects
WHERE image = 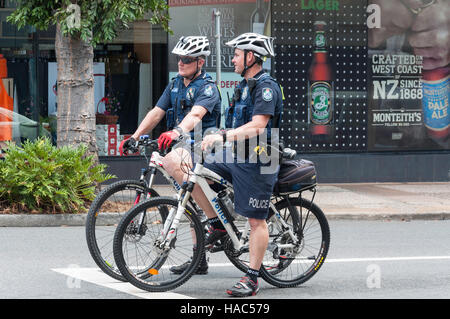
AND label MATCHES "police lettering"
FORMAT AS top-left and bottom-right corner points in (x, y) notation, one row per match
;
(211, 197), (228, 224)
(248, 197), (269, 209)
